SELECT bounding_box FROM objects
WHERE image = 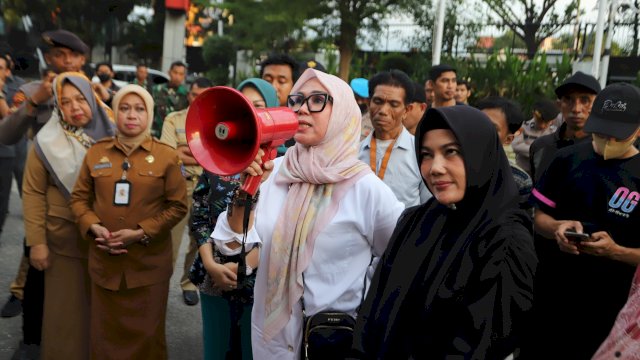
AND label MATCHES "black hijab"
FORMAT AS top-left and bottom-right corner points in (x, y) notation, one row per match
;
(352, 106), (536, 359)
